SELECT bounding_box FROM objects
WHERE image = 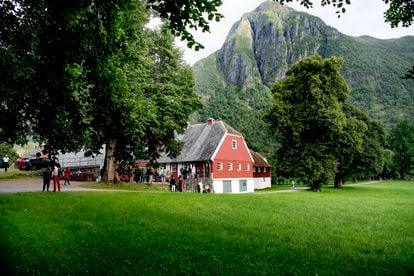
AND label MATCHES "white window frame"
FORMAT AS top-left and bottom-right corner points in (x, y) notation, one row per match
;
(217, 162), (223, 171)
(245, 163), (250, 171)
(232, 140), (237, 149)
(227, 162), (233, 171)
(236, 163), (241, 171)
